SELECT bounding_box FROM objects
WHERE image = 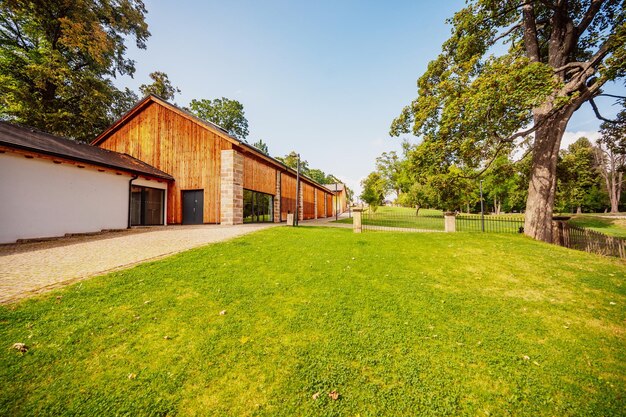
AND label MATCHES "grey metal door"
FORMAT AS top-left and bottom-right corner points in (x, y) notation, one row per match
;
(182, 190), (204, 225)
